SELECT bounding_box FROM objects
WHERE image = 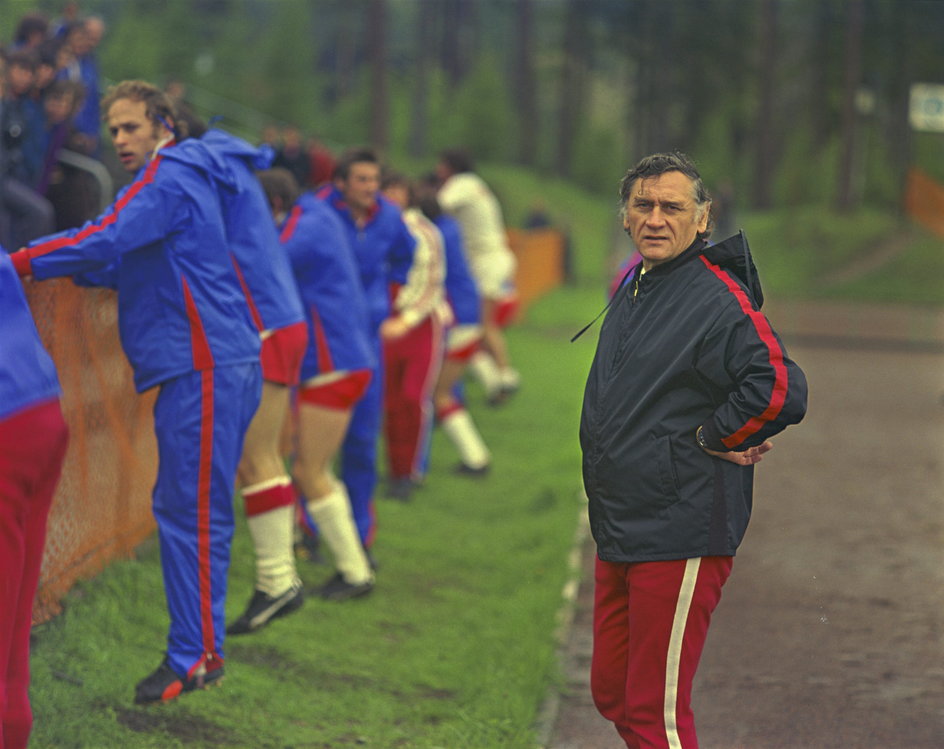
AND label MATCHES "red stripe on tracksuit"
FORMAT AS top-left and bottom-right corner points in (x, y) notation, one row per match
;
(181, 277), (218, 661)
(310, 304), (335, 373)
(279, 204), (303, 243)
(196, 369), (216, 660)
(699, 256), (788, 449)
(231, 254), (265, 332)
